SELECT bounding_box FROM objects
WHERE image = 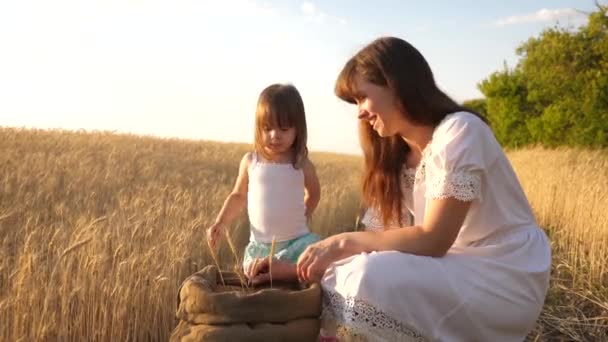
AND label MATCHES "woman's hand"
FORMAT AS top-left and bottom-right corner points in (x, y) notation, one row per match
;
(297, 236), (345, 284)
(246, 257), (298, 286)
